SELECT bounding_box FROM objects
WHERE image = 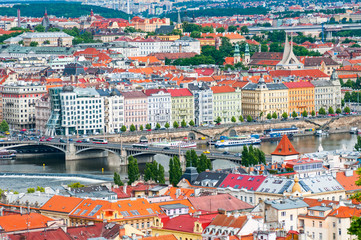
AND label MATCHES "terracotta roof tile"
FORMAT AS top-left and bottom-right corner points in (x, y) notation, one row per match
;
(167, 88), (193, 97)
(40, 195), (83, 213)
(211, 85), (236, 94)
(271, 135), (299, 156)
(0, 213), (54, 232)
